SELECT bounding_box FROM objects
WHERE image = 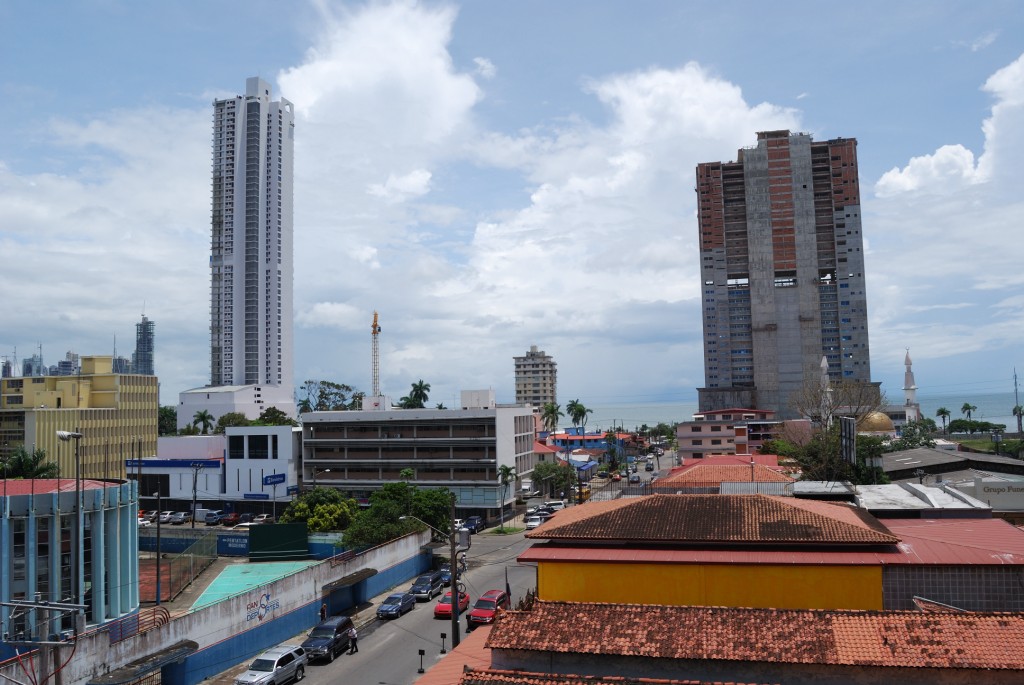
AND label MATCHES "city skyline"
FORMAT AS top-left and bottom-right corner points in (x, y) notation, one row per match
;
(1, 1), (1022, 409)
